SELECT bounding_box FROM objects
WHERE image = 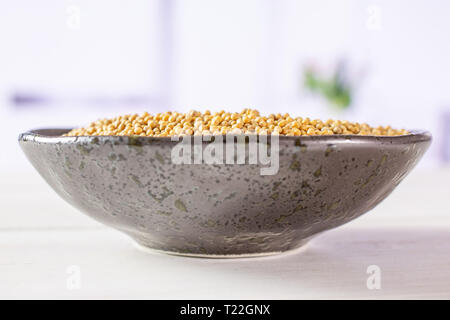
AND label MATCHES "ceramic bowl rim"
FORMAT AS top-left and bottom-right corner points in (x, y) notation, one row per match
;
(19, 128), (432, 146)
